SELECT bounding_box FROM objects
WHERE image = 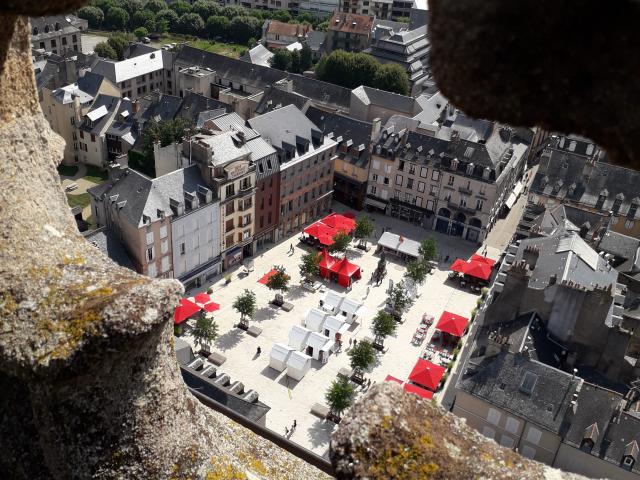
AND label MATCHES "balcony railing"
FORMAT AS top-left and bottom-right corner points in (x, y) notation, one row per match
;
(458, 186), (473, 195)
